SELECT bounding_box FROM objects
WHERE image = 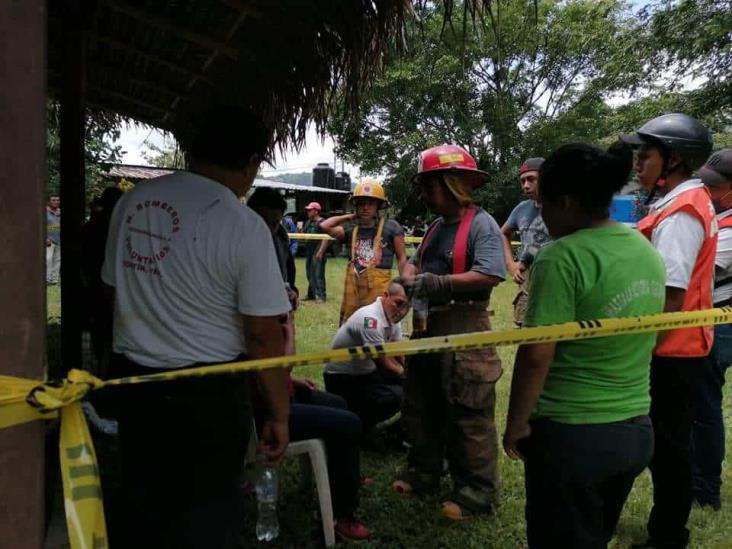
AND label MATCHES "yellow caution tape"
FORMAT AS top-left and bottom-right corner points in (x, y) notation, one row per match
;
(0, 375), (58, 428)
(59, 402), (108, 549)
(289, 233), (520, 246)
(290, 232), (423, 244)
(5, 305), (732, 549)
(97, 306), (732, 386)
